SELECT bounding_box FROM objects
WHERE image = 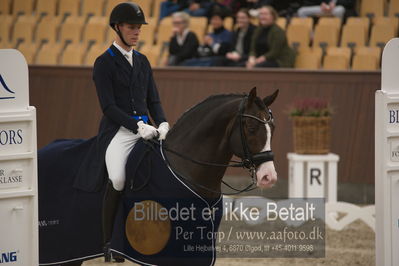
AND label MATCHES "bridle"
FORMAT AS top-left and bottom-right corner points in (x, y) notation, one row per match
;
(148, 95), (275, 195)
(217, 95), (274, 193)
(237, 95), (275, 176)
